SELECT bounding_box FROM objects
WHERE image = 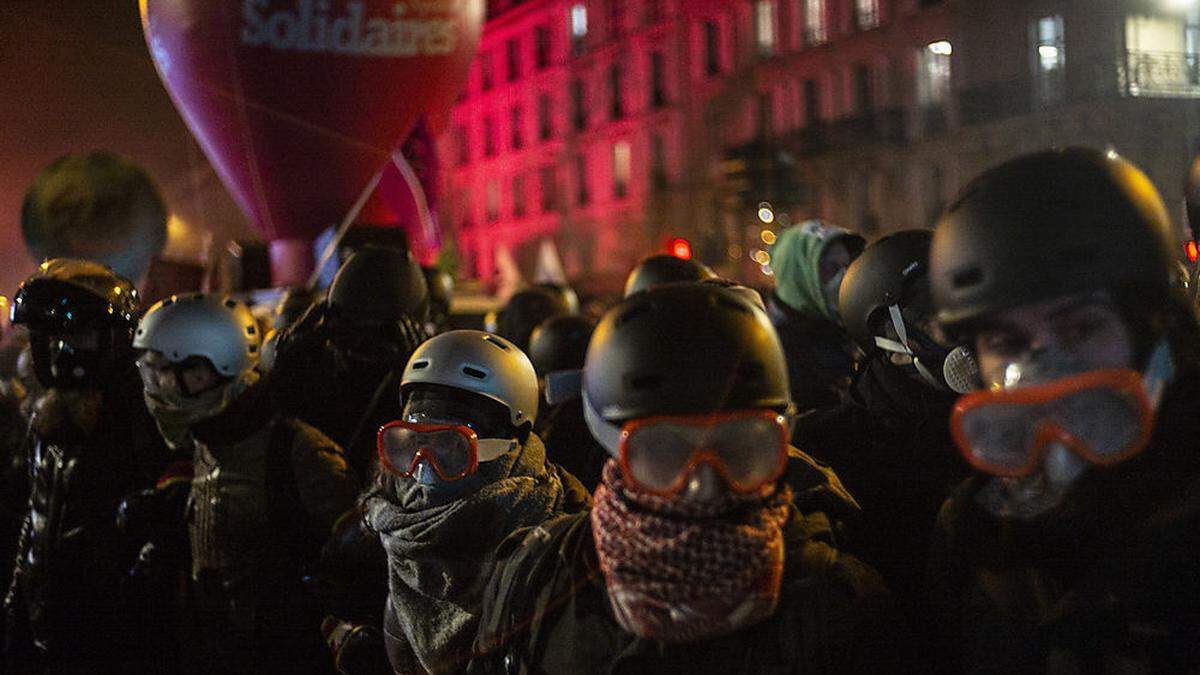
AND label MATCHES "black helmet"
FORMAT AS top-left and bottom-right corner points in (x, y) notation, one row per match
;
(623, 254), (717, 297)
(496, 288), (573, 353)
(932, 147), (1176, 332)
(422, 265), (455, 330)
(839, 230), (933, 353)
(11, 259), (139, 388)
(583, 284), (790, 451)
(533, 283), (580, 313)
(328, 245), (429, 323)
(528, 314), (596, 378)
(273, 286), (322, 331)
